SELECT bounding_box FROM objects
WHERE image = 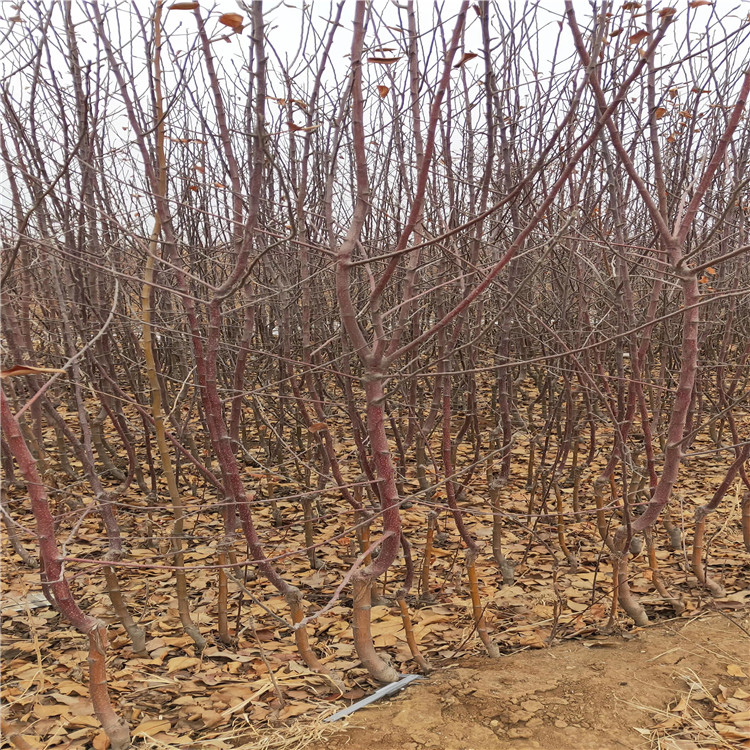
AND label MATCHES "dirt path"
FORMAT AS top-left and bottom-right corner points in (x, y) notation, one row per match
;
(310, 611), (750, 750)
